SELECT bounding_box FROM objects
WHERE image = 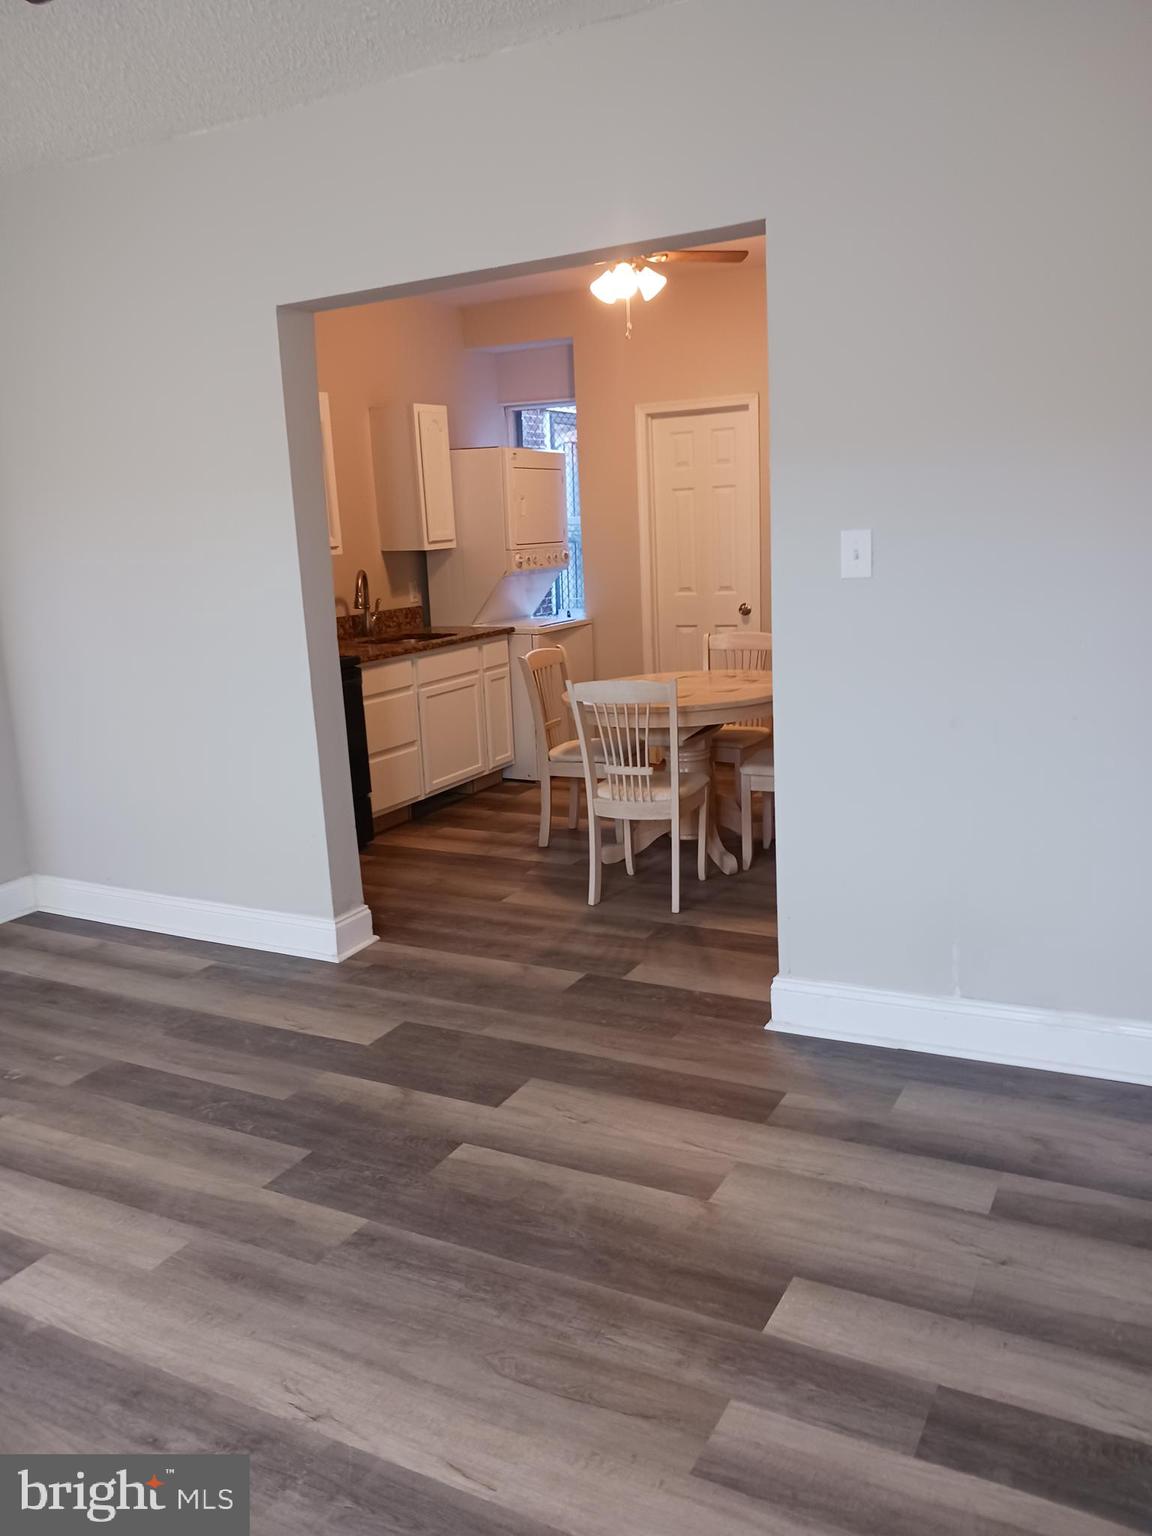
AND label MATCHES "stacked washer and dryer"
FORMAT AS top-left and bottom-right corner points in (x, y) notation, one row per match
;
(427, 446), (594, 781)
